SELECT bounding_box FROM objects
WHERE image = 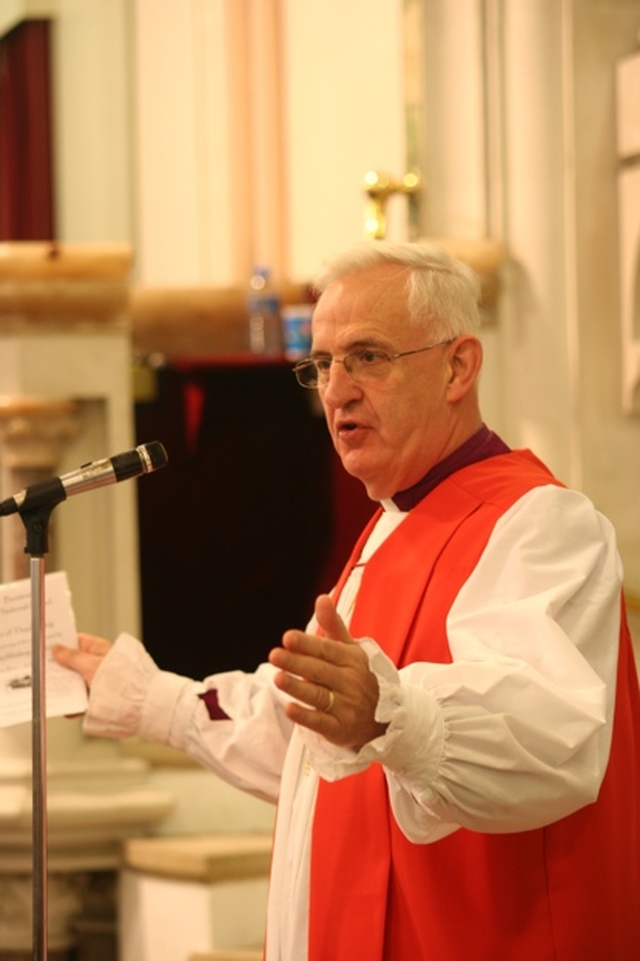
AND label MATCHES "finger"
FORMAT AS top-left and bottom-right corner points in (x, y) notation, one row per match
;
(51, 644), (103, 686)
(51, 644), (76, 665)
(273, 669), (335, 713)
(280, 624), (357, 665)
(284, 697), (339, 734)
(314, 594), (353, 644)
(277, 675), (341, 731)
(271, 634), (354, 685)
(51, 645), (91, 669)
(78, 633), (112, 655)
